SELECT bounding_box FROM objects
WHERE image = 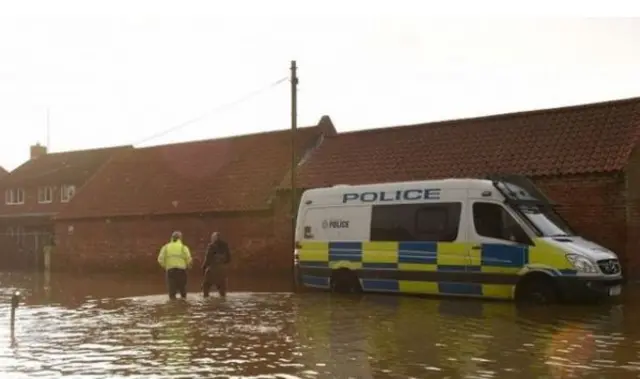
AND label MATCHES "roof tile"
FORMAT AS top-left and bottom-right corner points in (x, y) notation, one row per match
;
(282, 97), (640, 189)
(57, 117), (336, 219)
(0, 146), (131, 216)
(1, 146), (131, 188)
